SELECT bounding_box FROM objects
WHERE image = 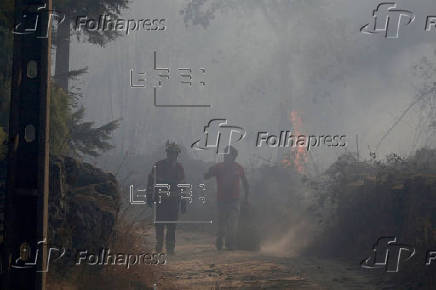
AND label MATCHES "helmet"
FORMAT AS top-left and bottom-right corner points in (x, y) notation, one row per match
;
(165, 140), (181, 154)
